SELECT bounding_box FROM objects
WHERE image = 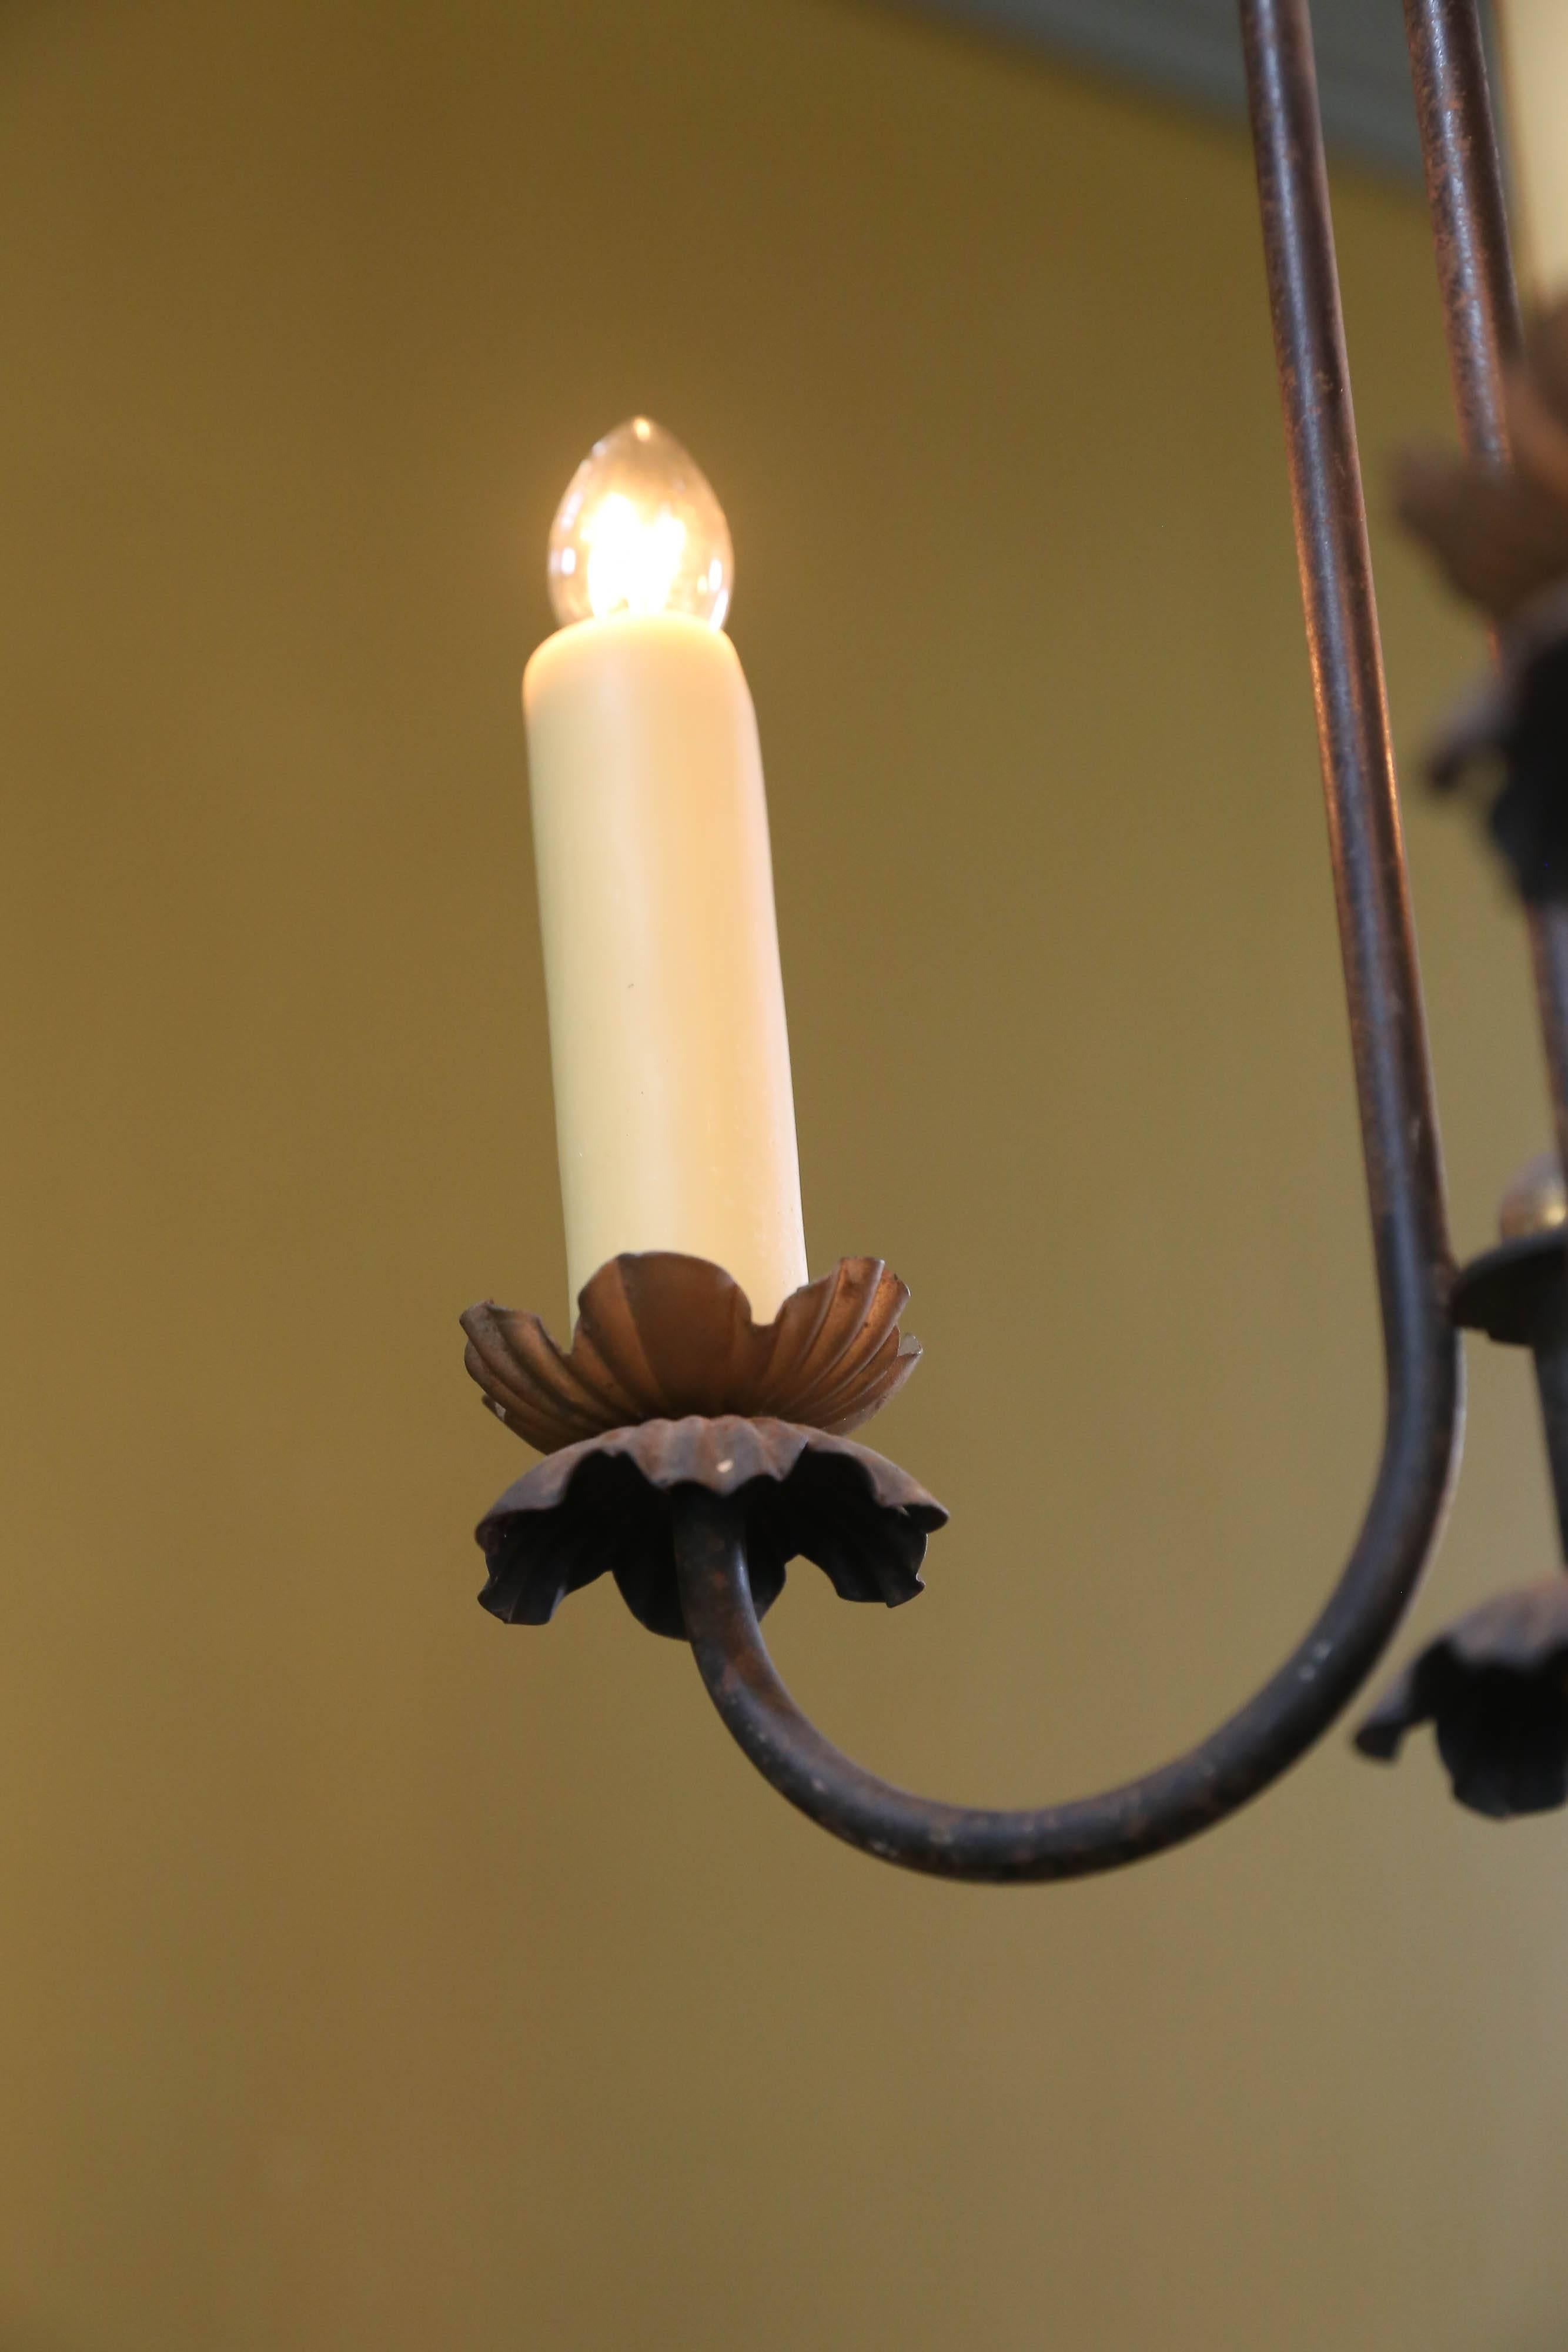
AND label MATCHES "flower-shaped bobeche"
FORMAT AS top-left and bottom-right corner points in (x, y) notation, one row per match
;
(459, 1252), (945, 1638)
(1398, 299), (1568, 901)
(1355, 1581), (1568, 1819)
(462, 1251), (920, 1451)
